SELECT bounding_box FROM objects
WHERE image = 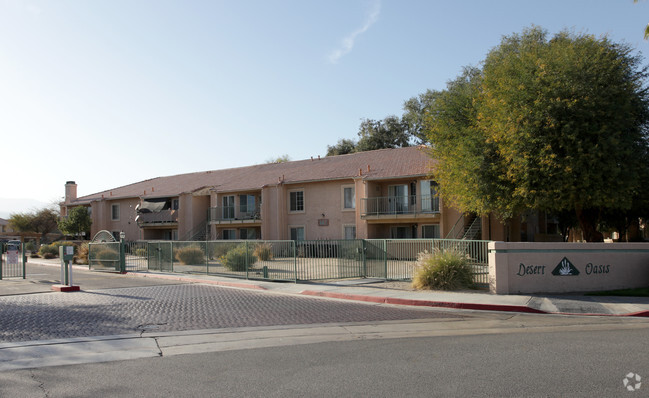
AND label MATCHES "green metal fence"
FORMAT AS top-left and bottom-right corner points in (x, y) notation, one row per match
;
(125, 241), (148, 271)
(88, 242), (122, 272)
(102, 238), (489, 285)
(88, 238), (490, 285)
